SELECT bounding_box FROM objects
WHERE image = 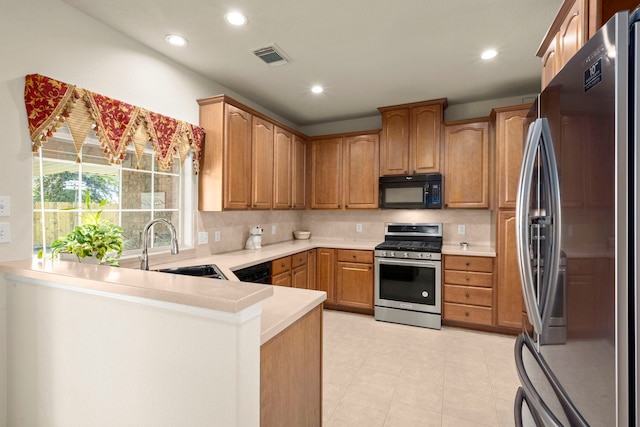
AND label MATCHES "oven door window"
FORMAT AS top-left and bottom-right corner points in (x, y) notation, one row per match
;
(379, 263), (436, 306)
